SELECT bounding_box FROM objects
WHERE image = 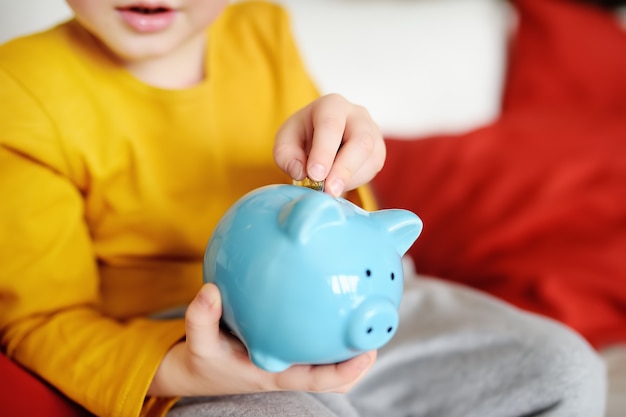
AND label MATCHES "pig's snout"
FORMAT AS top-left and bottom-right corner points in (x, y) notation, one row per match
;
(347, 298), (399, 351)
